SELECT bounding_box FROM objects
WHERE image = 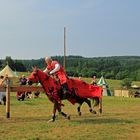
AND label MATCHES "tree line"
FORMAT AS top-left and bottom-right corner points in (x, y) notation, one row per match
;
(1, 56), (140, 81)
